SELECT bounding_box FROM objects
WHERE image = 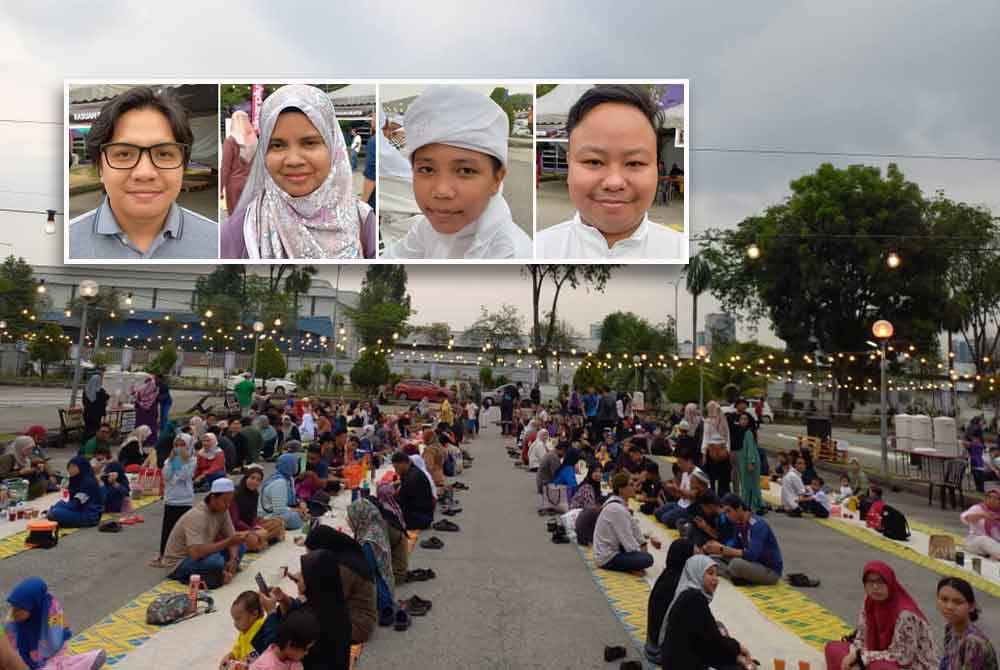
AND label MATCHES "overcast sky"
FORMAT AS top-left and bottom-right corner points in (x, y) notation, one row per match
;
(1, 1), (998, 347)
